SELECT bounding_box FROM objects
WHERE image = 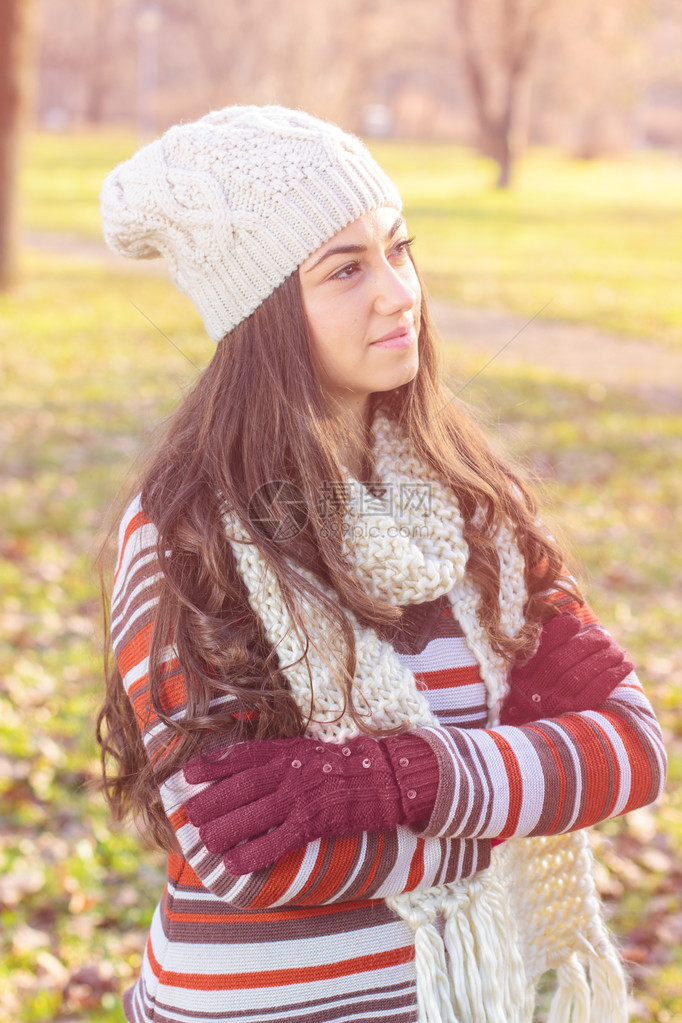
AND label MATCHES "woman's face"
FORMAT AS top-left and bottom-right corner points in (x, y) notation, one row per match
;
(298, 207), (421, 416)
